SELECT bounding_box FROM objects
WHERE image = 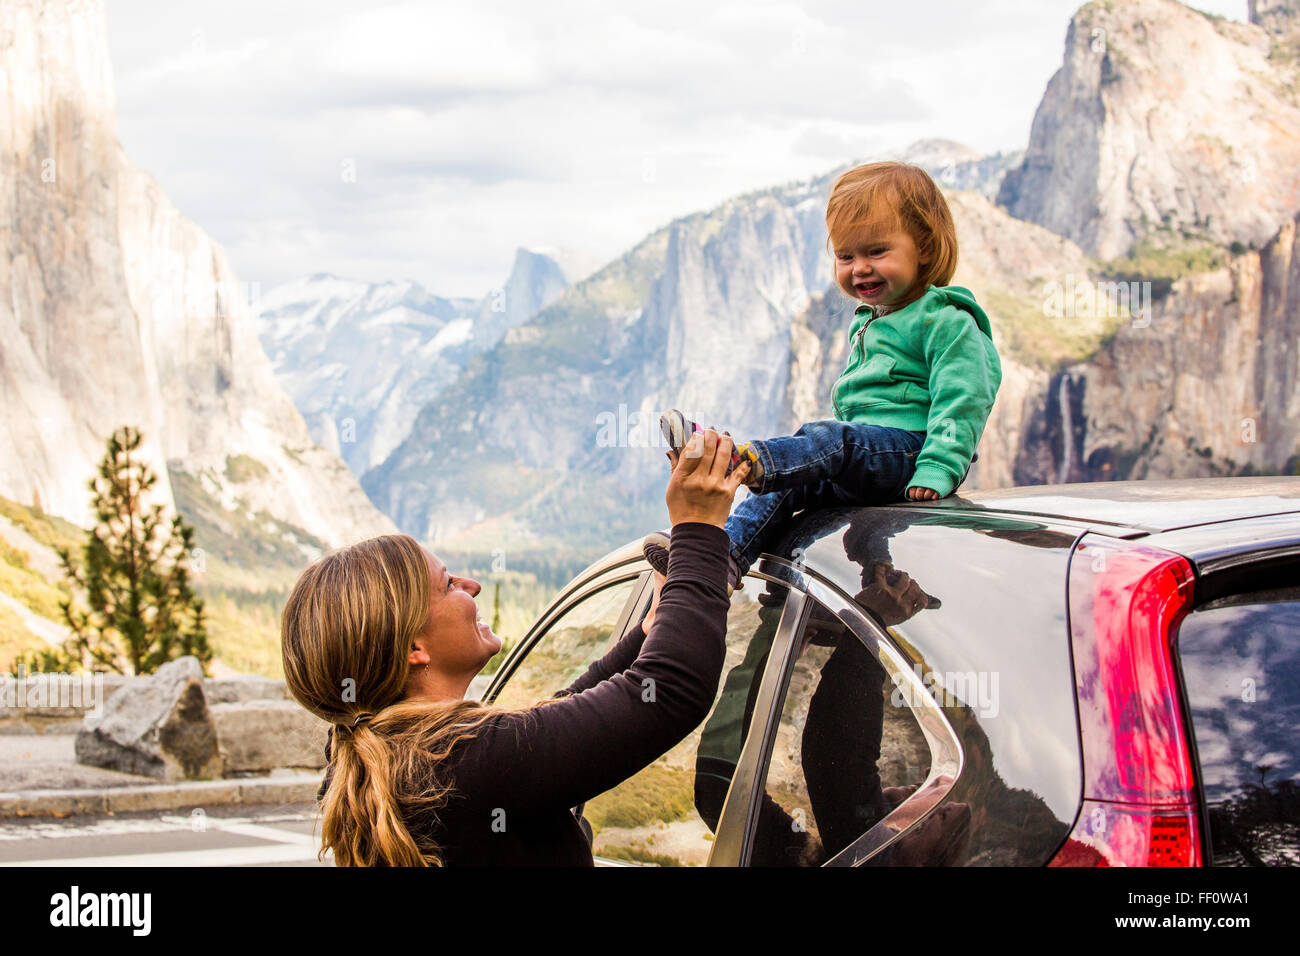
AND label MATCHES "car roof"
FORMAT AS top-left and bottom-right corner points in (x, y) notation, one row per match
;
(578, 477), (1300, 584)
(899, 476), (1300, 535)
